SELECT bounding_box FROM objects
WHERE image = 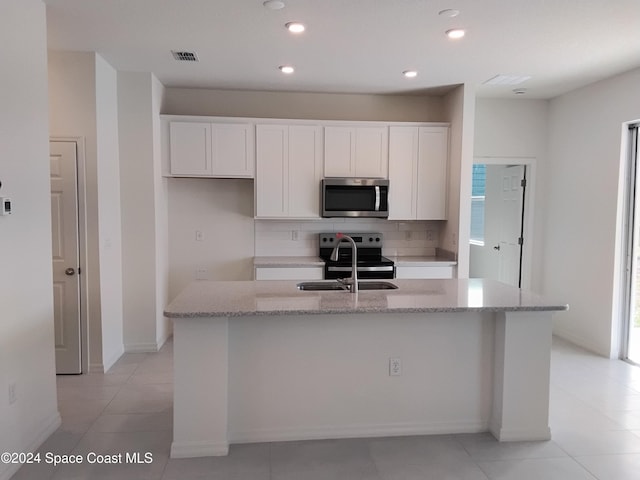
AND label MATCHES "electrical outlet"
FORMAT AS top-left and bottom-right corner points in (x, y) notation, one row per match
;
(8, 383), (16, 405)
(405, 231), (413, 241)
(426, 230), (434, 241)
(195, 230), (204, 241)
(195, 268), (207, 280)
(389, 357), (402, 376)
(291, 230), (299, 241)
